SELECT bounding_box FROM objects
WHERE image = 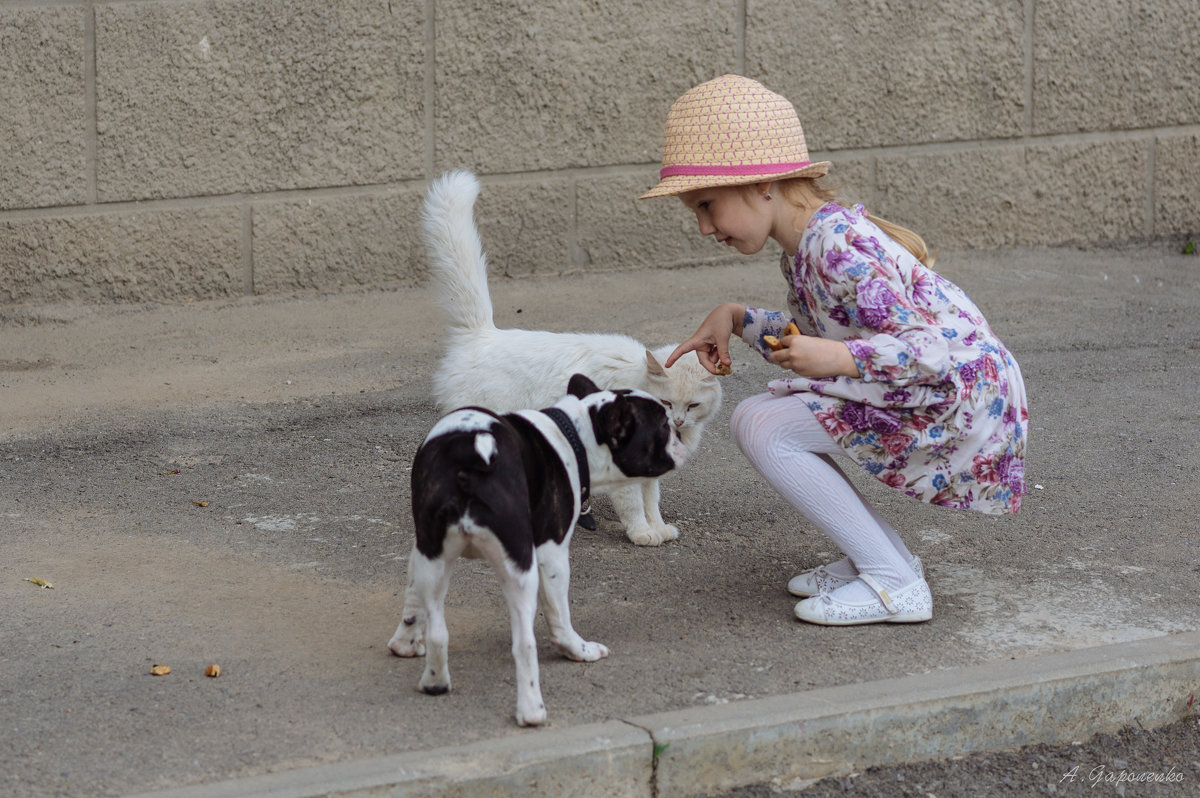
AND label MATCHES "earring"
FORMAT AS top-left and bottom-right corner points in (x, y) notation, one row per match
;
(763, 192), (772, 201)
